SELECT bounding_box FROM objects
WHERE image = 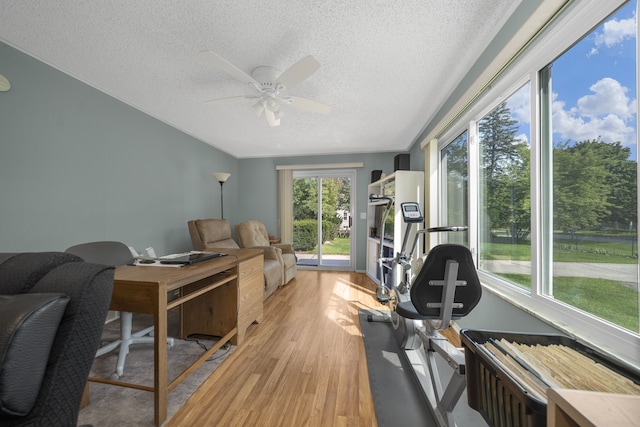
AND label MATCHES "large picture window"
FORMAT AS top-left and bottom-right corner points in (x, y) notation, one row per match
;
(478, 83), (531, 290)
(436, 0), (638, 362)
(441, 131), (469, 245)
(546, 0), (638, 332)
